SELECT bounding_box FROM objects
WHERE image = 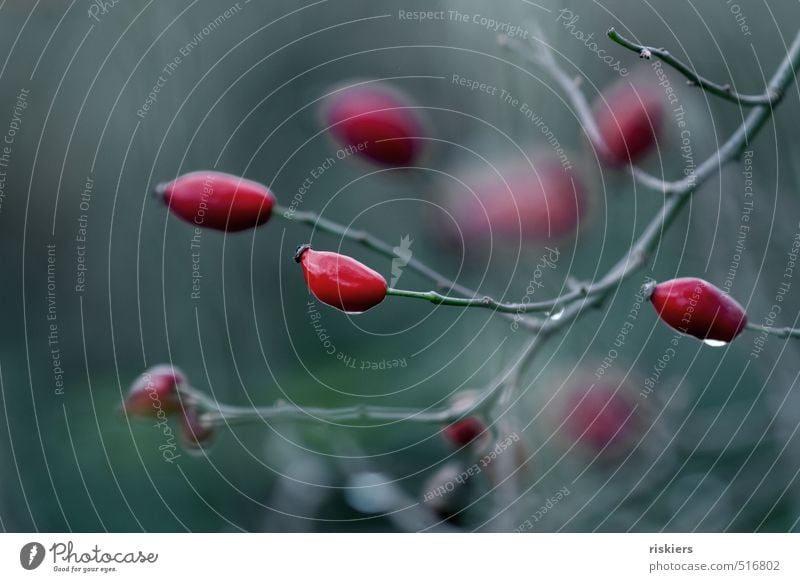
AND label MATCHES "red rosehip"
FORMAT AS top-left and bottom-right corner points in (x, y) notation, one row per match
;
(594, 80), (664, 166)
(438, 155), (587, 244)
(180, 406), (215, 451)
(649, 277), (748, 343)
(123, 365), (185, 417)
(442, 417), (487, 448)
(321, 83), (425, 166)
(564, 384), (637, 452)
(295, 244), (387, 313)
(154, 171), (276, 232)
